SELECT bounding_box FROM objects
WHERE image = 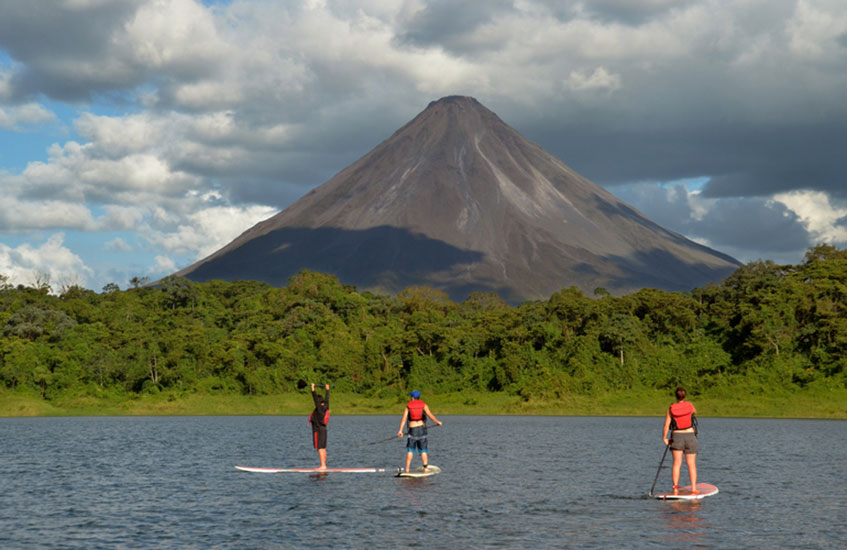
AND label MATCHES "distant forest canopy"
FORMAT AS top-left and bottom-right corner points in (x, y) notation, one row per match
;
(1, 244), (845, 402)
